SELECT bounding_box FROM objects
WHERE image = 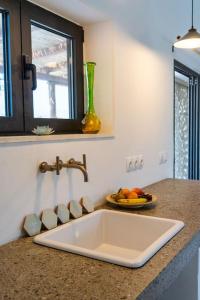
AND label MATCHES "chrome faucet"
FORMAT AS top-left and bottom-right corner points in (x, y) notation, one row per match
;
(39, 154), (88, 182)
